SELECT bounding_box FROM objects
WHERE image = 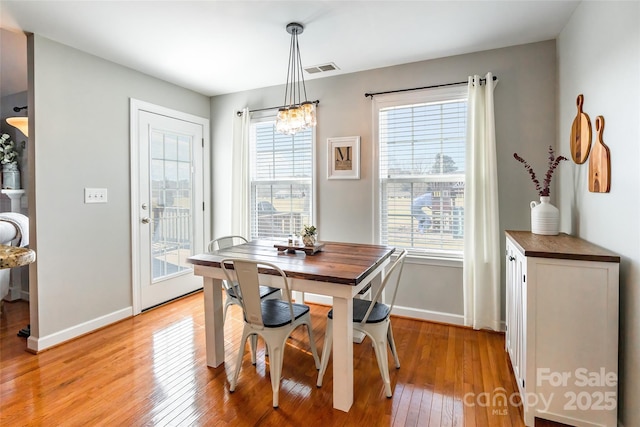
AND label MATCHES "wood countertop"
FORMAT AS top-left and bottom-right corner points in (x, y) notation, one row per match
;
(505, 230), (620, 263)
